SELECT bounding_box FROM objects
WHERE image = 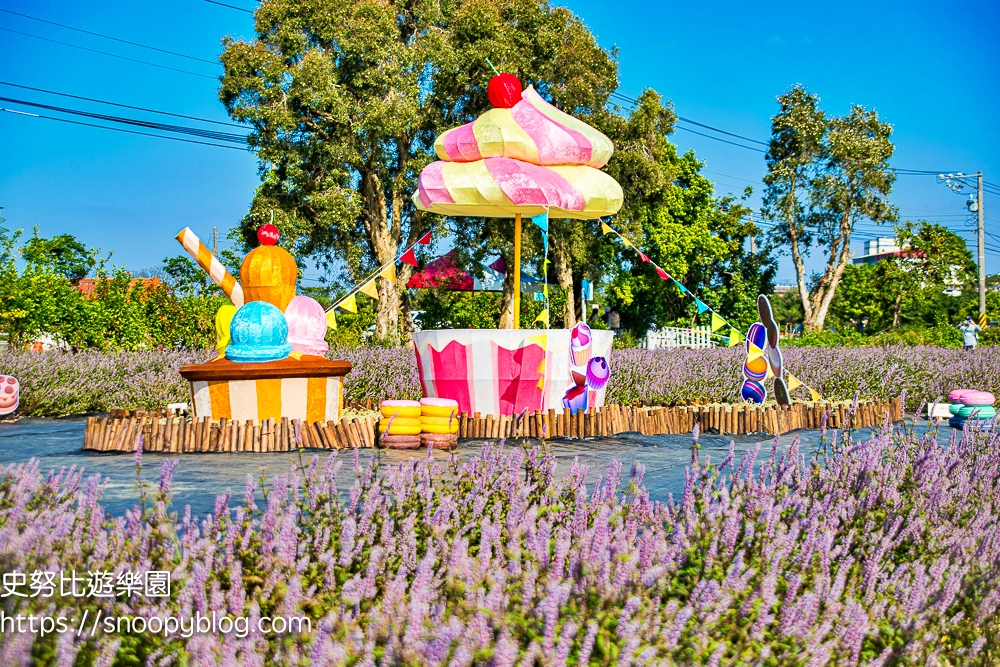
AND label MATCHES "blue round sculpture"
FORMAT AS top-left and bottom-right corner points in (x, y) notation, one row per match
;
(746, 322), (767, 351)
(741, 379), (767, 404)
(226, 301), (292, 363)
